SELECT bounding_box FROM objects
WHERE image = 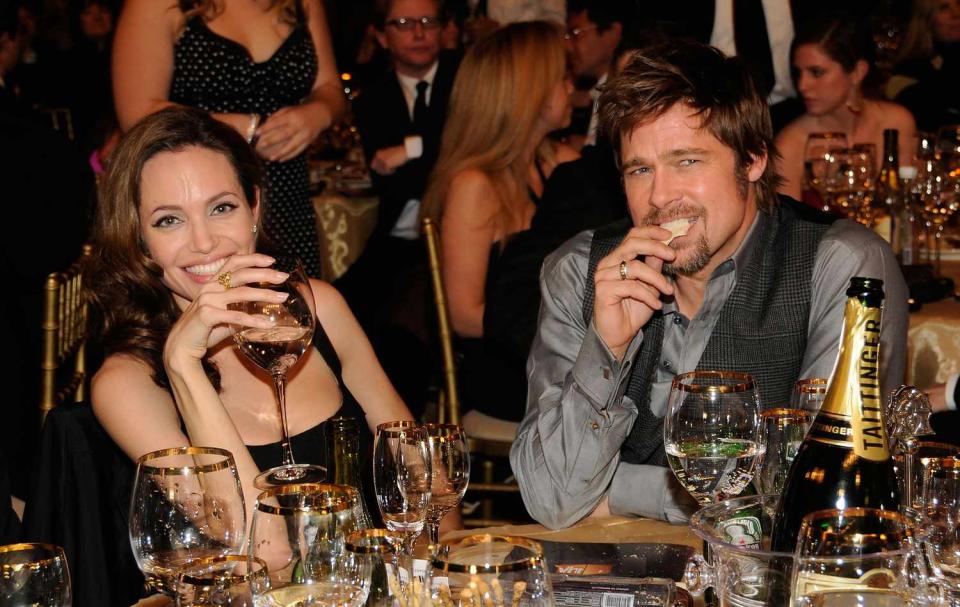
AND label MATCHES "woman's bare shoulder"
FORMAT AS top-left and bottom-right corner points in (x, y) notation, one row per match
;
(872, 99), (916, 129)
(445, 169), (500, 221)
